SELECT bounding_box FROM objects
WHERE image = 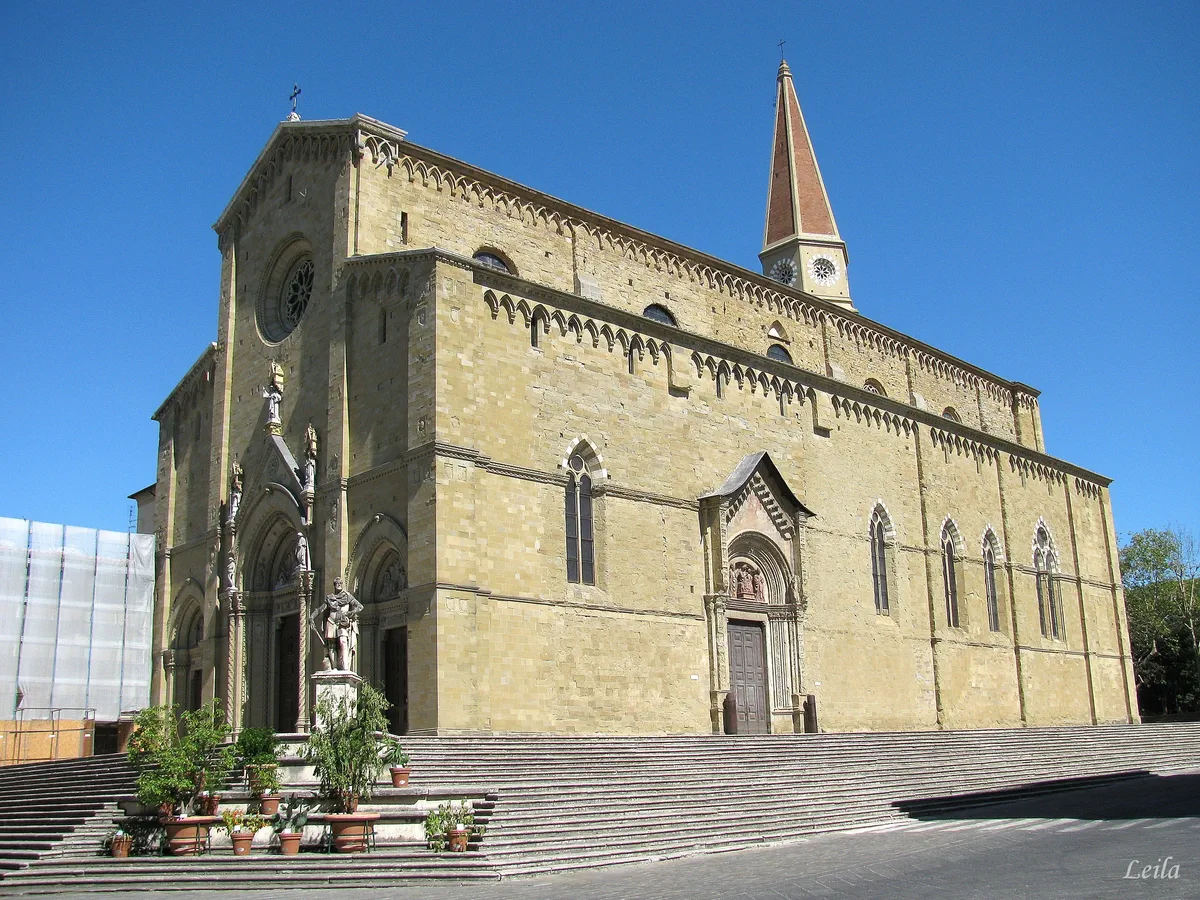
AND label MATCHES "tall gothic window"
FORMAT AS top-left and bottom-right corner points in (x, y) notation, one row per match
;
(871, 517), (889, 614)
(942, 524), (961, 628)
(983, 540), (1001, 632)
(869, 504), (893, 615)
(565, 454), (595, 585)
(1034, 525), (1063, 640)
